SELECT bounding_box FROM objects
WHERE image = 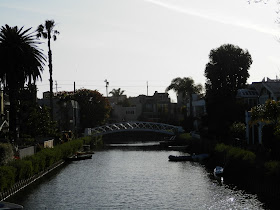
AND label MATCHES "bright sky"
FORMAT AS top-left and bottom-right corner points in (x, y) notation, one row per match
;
(1, 0), (280, 102)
